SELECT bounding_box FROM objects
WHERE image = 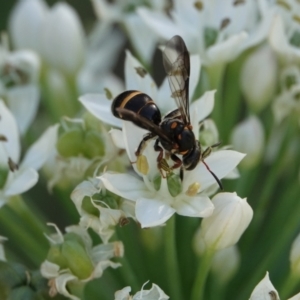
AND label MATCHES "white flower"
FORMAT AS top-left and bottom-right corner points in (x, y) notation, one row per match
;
(0, 236), (7, 261)
(249, 272), (279, 300)
(91, 0), (168, 63)
(40, 3), (85, 74)
(9, 0), (48, 52)
(0, 42), (40, 134)
(138, 0), (273, 66)
(99, 105), (245, 228)
(41, 224), (122, 300)
(115, 282), (169, 300)
(0, 100), (58, 208)
(71, 177), (135, 243)
(194, 192), (253, 253)
(240, 44), (278, 112)
(269, 1), (300, 64)
(230, 116), (265, 169)
(79, 49), (201, 128)
(290, 232), (300, 277)
(211, 245), (240, 284)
